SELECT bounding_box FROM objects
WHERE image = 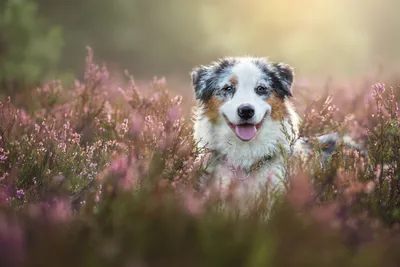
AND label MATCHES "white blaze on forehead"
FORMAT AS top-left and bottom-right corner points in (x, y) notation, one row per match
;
(230, 59), (265, 90)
